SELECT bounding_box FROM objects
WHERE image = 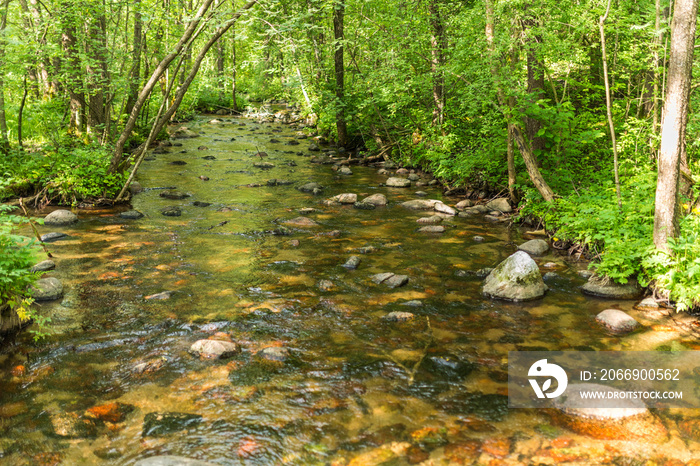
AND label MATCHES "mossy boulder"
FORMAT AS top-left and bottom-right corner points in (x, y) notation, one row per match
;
(483, 251), (546, 301)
